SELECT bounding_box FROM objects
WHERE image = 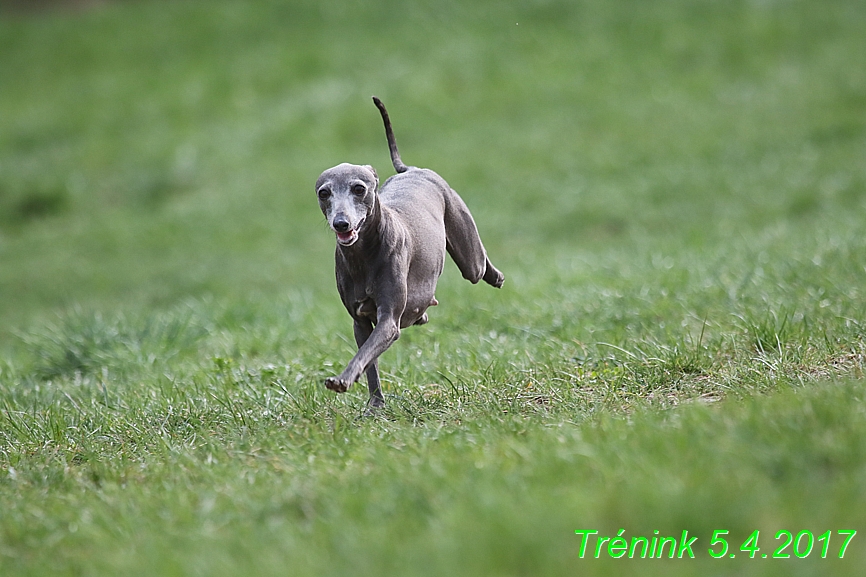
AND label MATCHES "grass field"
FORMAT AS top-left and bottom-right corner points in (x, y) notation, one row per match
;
(1, 0), (866, 575)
